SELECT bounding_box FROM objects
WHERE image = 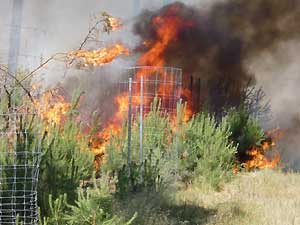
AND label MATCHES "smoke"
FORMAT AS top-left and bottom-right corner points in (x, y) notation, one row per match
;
(133, 0), (300, 114)
(133, 0), (300, 170)
(248, 41), (300, 171)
